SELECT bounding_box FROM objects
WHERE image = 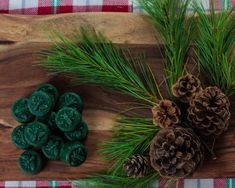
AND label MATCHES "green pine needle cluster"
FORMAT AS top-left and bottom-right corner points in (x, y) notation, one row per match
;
(38, 28), (161, 188)
(139, 0), (195, 93)
(73, 117), (160, 188)
(100, 117), (159, 175)
(139, 0), (235, 96)
(38, 28), (161, 106)
(193, 3), (235, 96)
